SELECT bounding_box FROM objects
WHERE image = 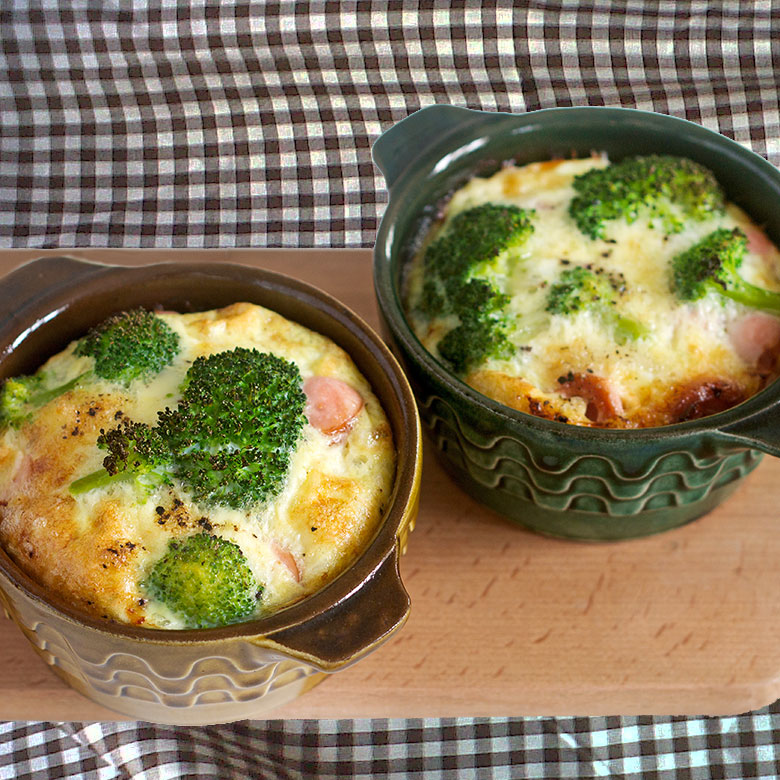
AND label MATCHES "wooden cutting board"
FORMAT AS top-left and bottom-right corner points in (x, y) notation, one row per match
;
(1, 248), (780, 721)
